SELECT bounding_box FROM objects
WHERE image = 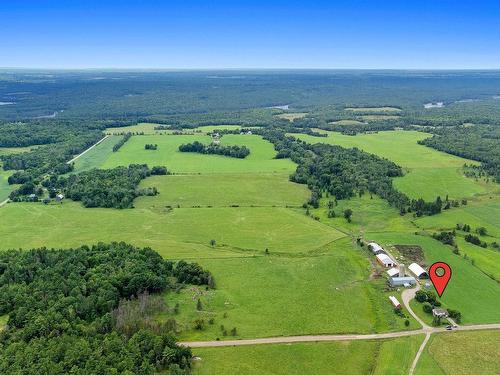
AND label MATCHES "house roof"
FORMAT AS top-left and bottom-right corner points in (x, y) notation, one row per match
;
(432, 308), (448, 315)
(389, 295), (400, 306)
